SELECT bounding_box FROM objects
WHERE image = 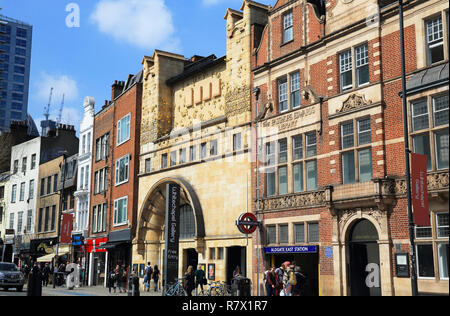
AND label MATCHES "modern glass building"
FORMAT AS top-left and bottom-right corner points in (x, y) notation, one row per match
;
(0, 15), (32, 133)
